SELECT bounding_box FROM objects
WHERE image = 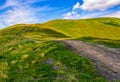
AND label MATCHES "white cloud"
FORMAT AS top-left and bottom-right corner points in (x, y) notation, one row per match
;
(63, 2), (81, 19)
(0, 0), (47, 9)
(0, 6), (38, 27)
(73, 2), (81, 10)
(0, 0), (20, 9)
(63, 1), (120, 19)
(63, 11), (80, 19)
(104, 11), (120, 18)
(0, 0), (50, 28)
(80, 0), (120, 11)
